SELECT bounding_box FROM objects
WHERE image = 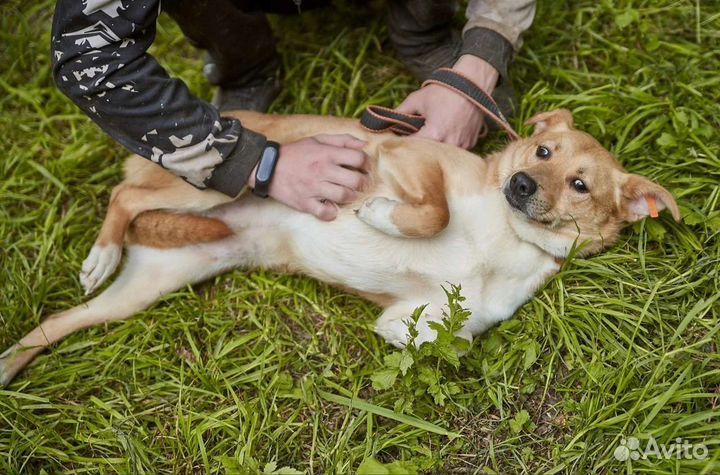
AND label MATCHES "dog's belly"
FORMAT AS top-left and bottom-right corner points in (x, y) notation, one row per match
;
(209, 193), (559, 322)
(209, 195), (476, 296)
(291, 213), (470, 295)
